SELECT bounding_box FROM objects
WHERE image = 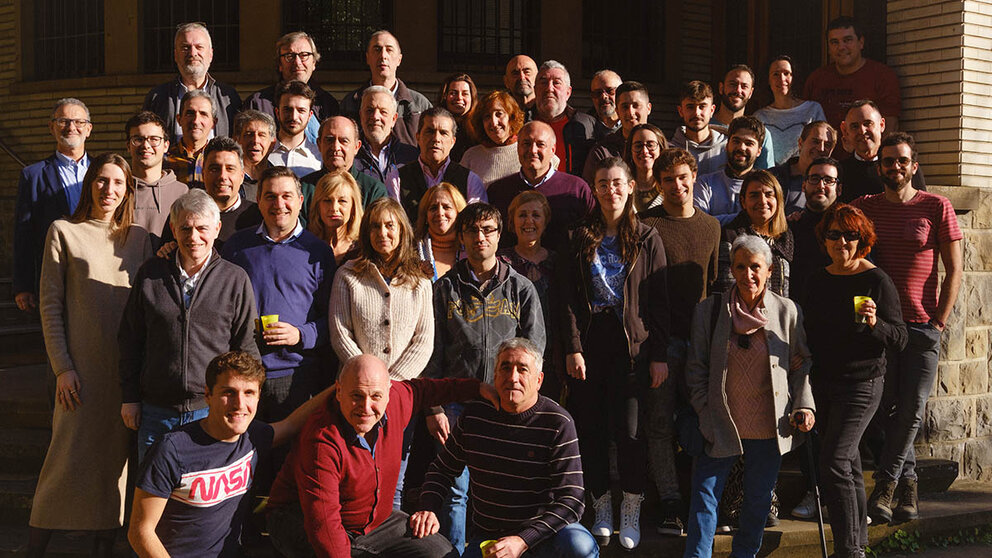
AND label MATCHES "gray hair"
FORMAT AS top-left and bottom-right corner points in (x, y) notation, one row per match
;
(367, 30), (400, 52)
(276, 31), (321, 64)
(362, 85), (398, 113)
(539, 60), (571, 87)
(170, 188), (221, 227)
(496, 338), (544, 372)
(234, 109), (277, 138)
(179, 89), (218, 121)
(175, 22), (212, 49)
(52, 98), (90, 120)
(730, 234), (773, 268)
(591, 69), (621, 83)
